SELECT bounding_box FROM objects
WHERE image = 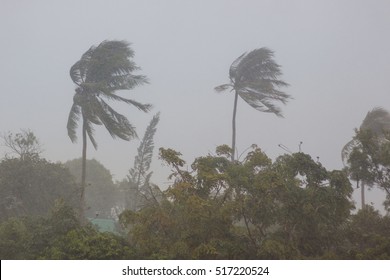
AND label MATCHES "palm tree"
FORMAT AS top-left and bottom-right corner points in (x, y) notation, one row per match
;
(341, 107), (390, 209)
(215, 48), (290, 161)
(67, 40), (151, 218)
